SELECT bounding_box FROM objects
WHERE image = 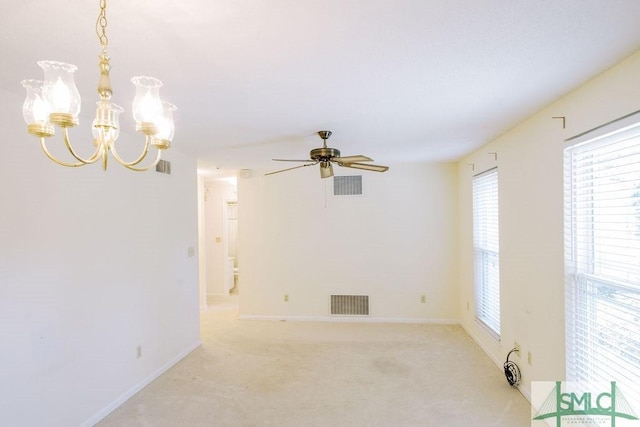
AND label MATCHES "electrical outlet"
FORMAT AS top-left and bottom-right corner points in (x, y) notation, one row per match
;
(514, 342), (521, 353)
(136, 345), (142, 359)
(466, 301), (469, 311)
(284, 294), (289, 302)
(528, 351), (532, 365)
(420, 295), (426, 303)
